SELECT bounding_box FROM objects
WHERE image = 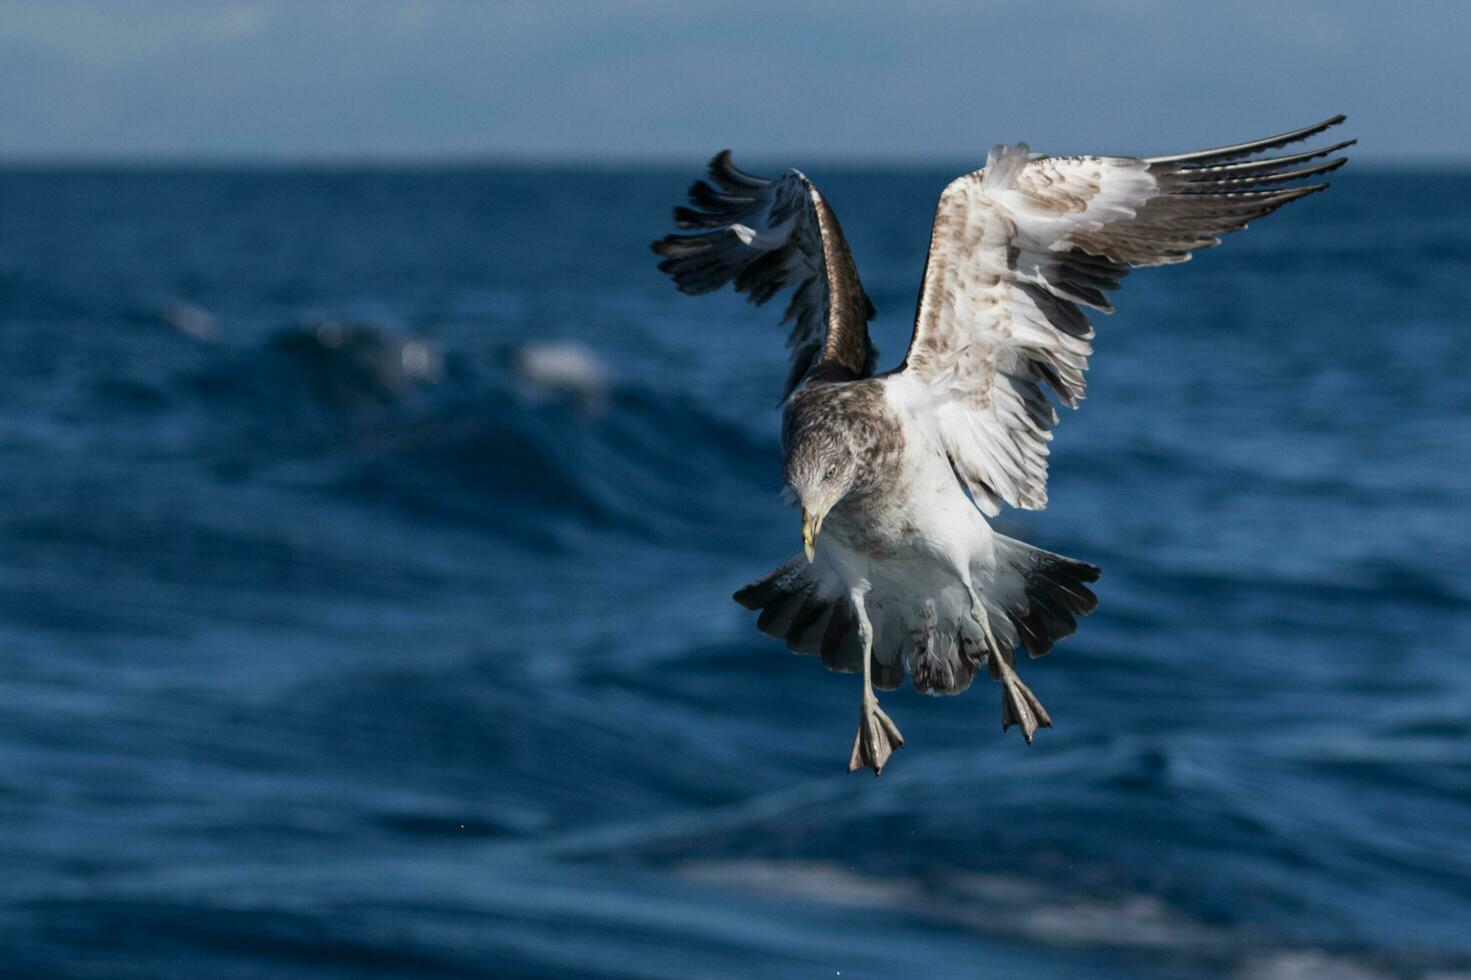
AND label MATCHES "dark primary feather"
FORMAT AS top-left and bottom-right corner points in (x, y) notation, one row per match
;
(1142, 114), (1348, 165)
(1071, 124), (1355, 270)
(1180, 139), (1355, 180)
(651, 152), (878, 398)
